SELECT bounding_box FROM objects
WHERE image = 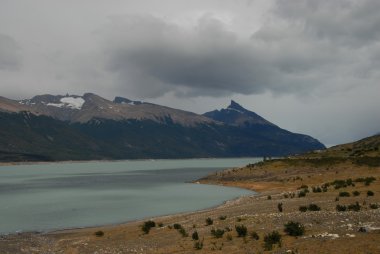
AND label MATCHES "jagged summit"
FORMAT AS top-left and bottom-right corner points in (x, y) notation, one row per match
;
(203, 101), (275, 127)
(227, 100), (247, 112)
